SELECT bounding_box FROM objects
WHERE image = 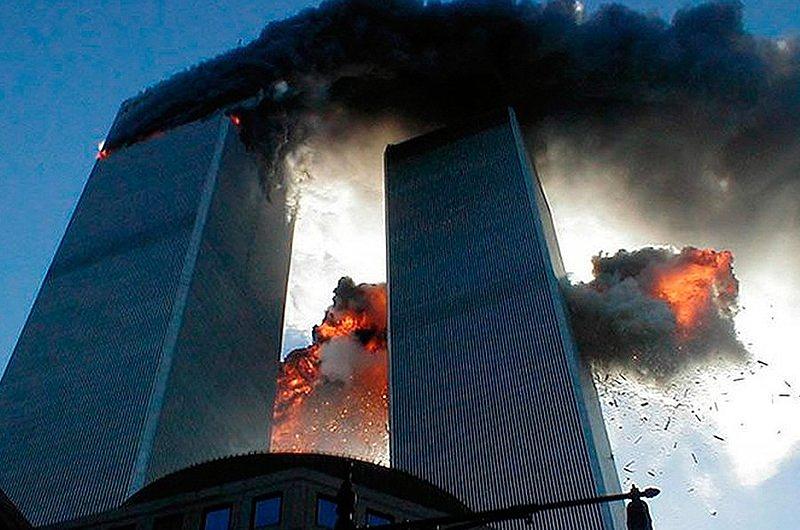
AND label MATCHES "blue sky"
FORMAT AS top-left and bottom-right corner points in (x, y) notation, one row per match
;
(0, 1), (799, 529)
